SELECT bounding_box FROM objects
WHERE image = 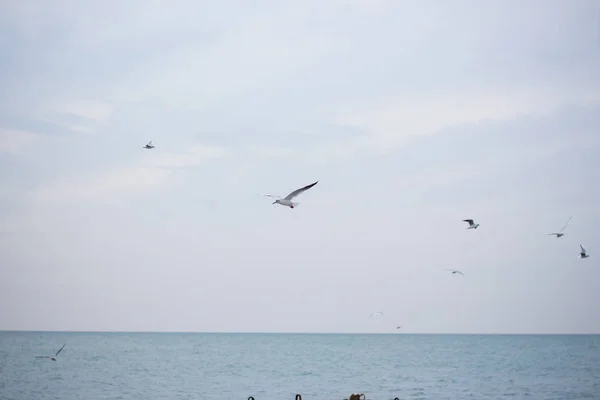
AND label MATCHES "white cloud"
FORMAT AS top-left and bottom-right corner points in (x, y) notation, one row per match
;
(0, 129), (42, 154)
(31, 143), (227, 203)
(50, 100), (114, 121)
(31, 100), (115, 136)
(331, 83), (600, 156)
(109, 16), (334, 109)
